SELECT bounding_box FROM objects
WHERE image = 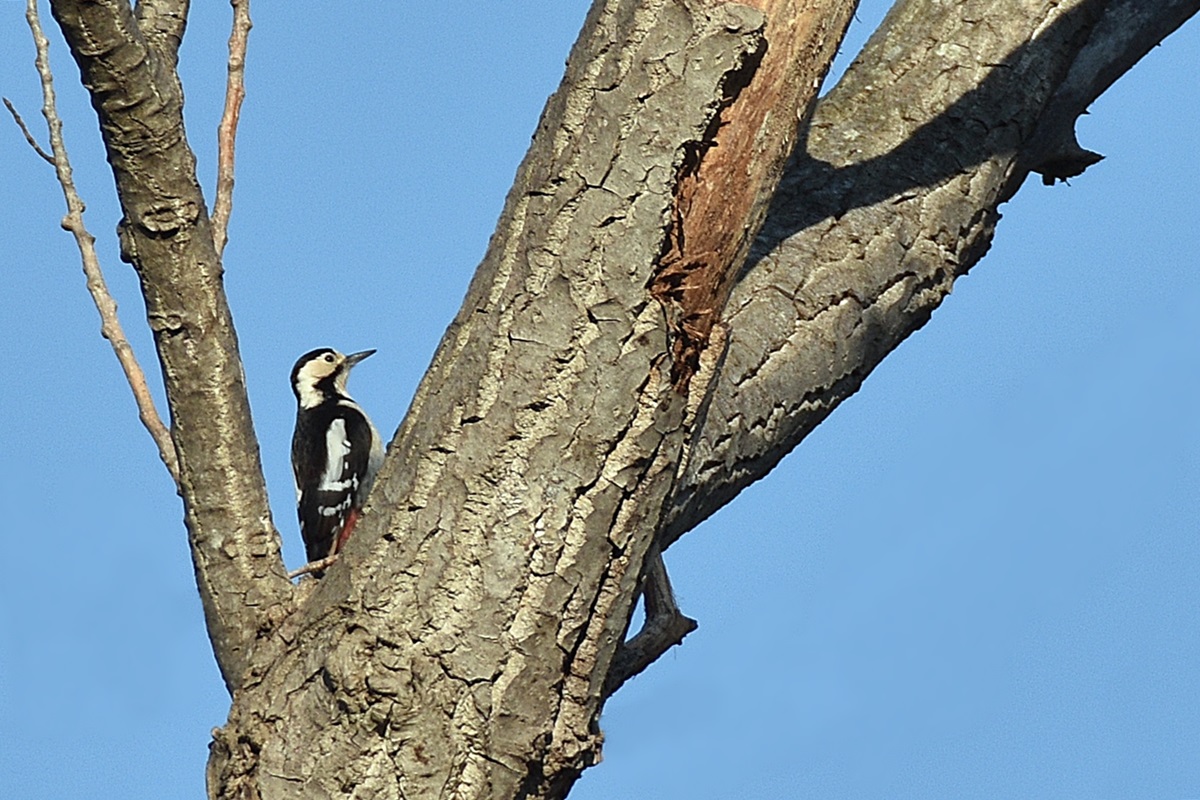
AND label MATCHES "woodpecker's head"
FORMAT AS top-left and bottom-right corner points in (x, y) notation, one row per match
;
(291, 347), (375, 408)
